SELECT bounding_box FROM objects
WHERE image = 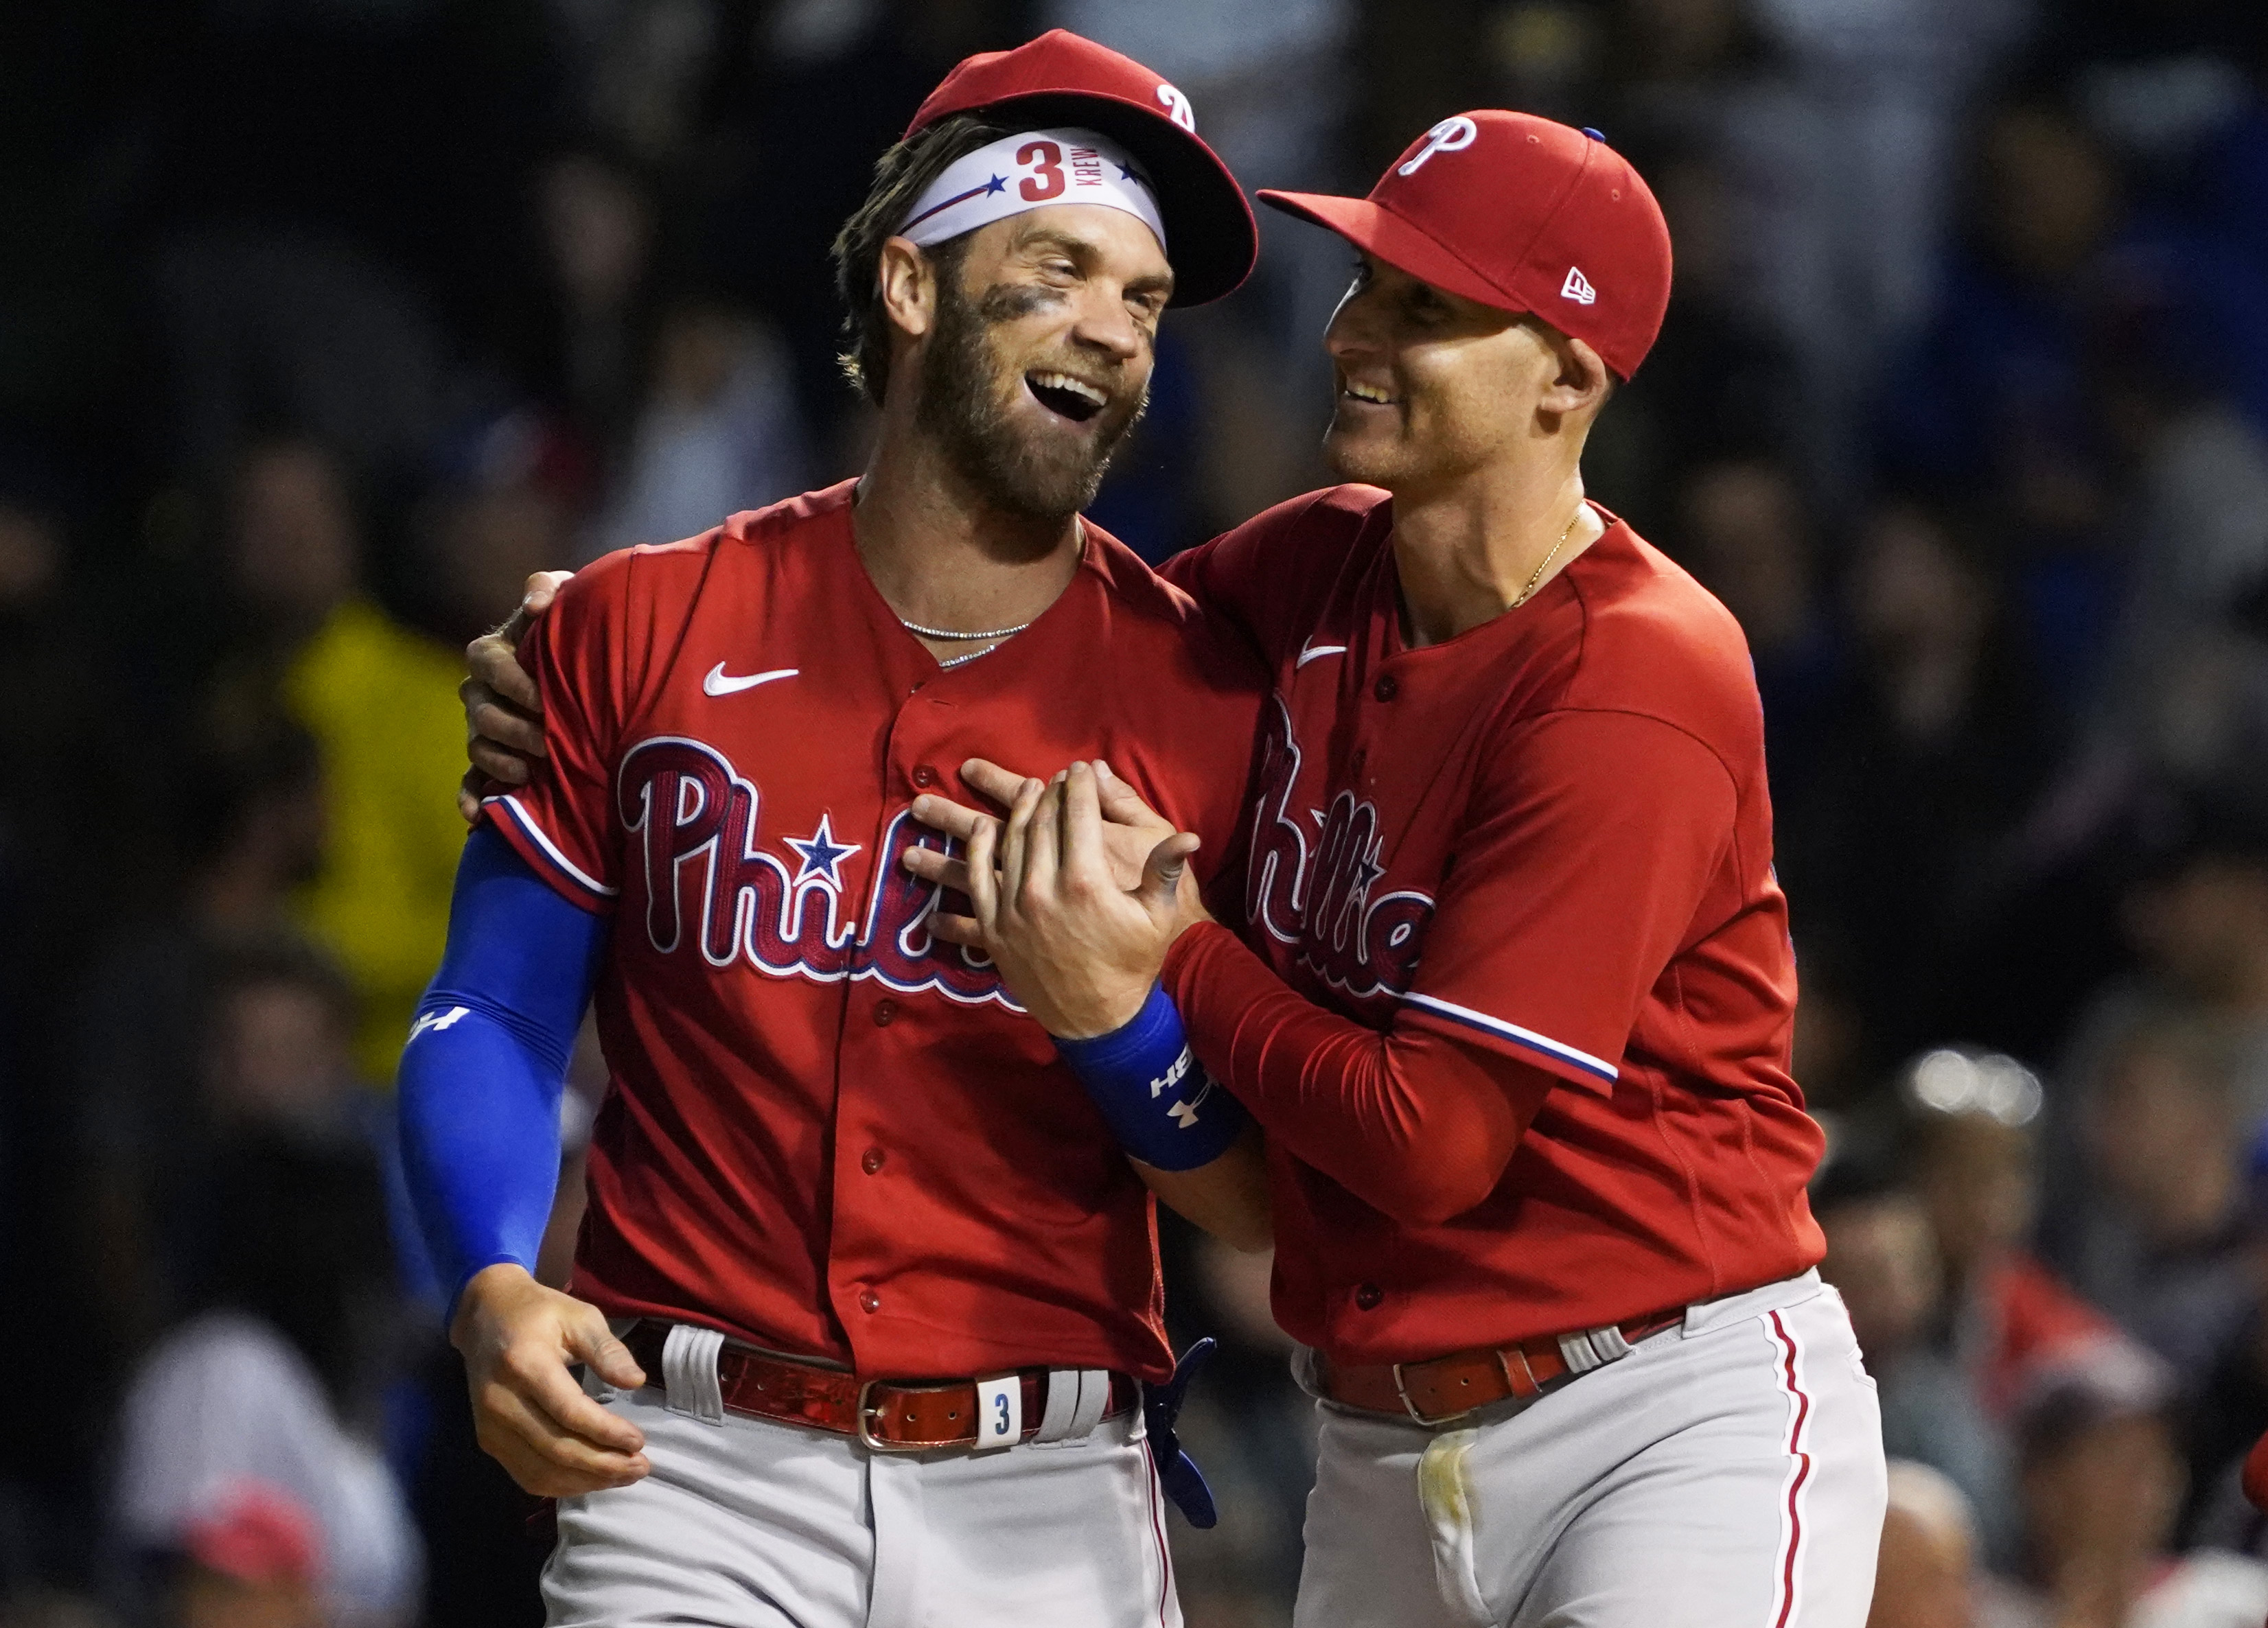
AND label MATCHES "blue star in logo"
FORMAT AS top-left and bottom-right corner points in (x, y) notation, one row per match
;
(785, 814), (861, 889)
(984, 173), (1008, 194)
(1350, 839), (1386, 898)
(1115, 161), (1148, 187)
